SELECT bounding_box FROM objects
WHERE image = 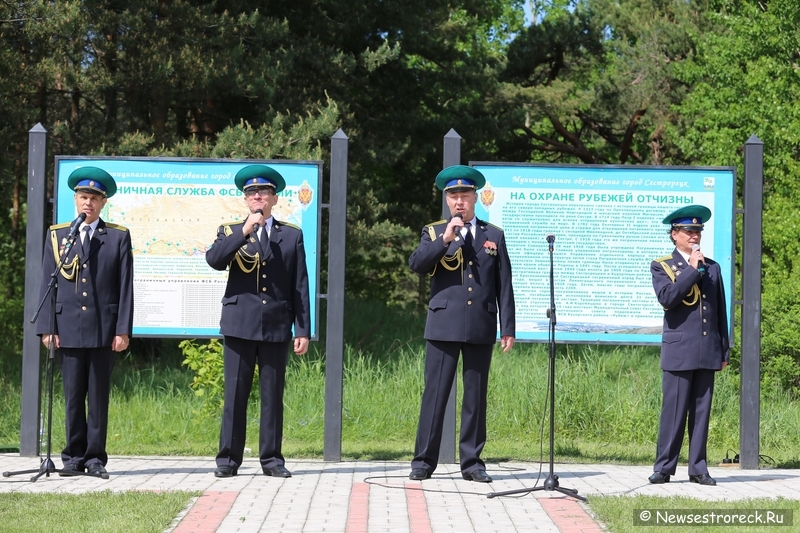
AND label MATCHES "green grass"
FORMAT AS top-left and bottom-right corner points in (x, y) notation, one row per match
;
(589, 496), (800, 532)
(1, 298), (799, 468)
(0, 490), (199, 533)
